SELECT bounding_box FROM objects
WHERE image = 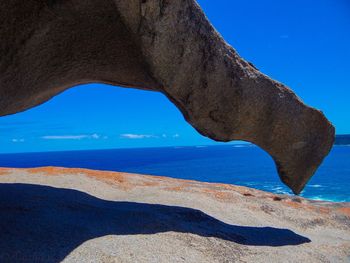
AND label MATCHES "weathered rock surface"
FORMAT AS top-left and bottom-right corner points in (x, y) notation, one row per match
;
(0, 167), (349, 262)
(0, 0), (334, 193)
